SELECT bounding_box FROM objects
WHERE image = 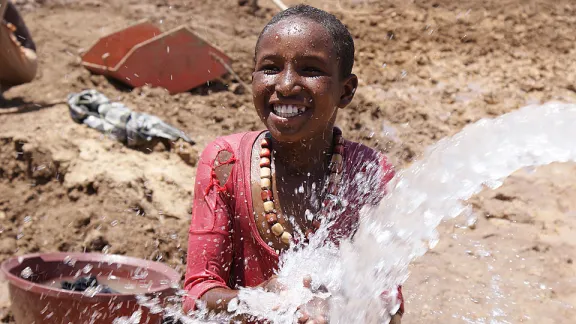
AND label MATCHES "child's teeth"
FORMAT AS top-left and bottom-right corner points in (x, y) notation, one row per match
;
(273, 104), (306, 117)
